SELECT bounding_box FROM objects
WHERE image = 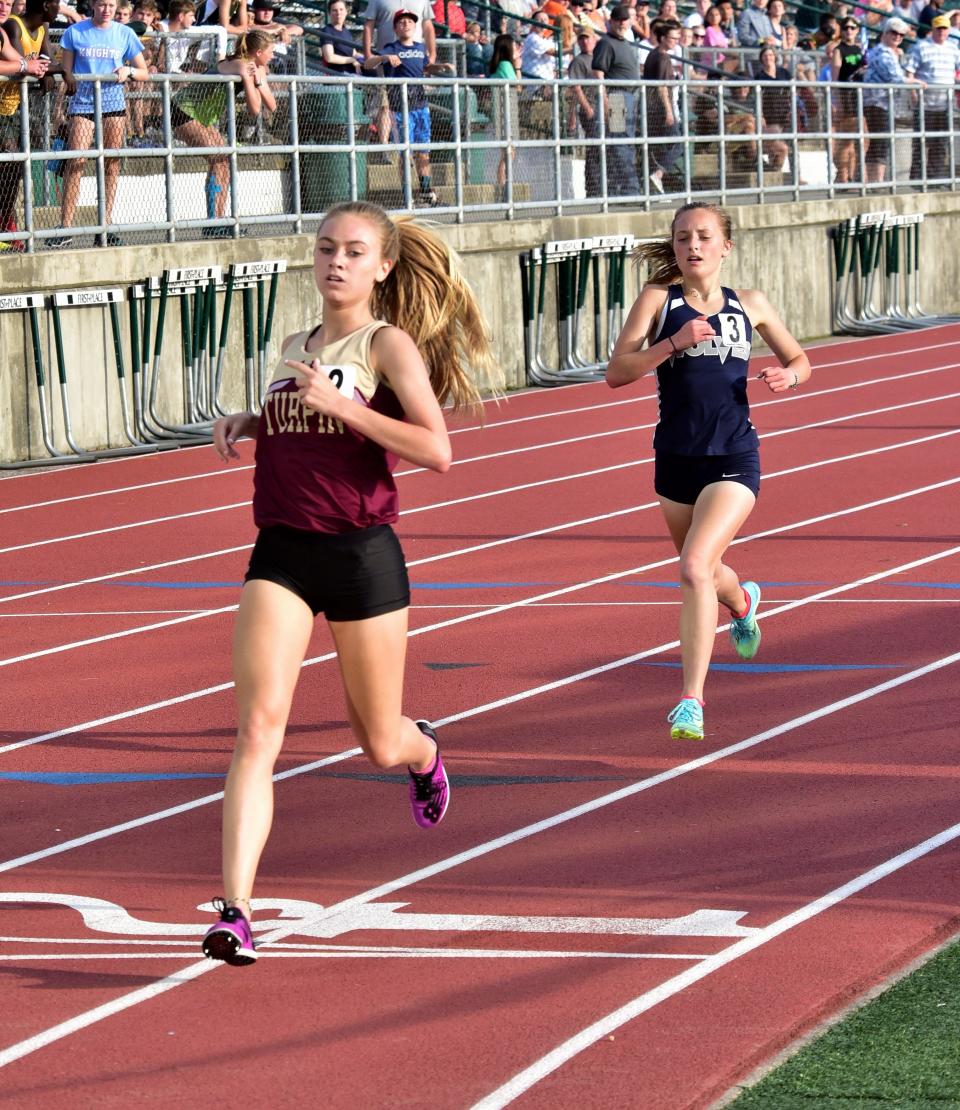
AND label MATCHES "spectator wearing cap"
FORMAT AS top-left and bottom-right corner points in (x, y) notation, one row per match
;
(861, 16), (925, 182)
(736, 0), (773, 47)
(364, 0), (434, 153)
(915, 0), (943, 36)
(250, 0), (303, 55)
(567, 18), (601, 193)
(318, 0), (362, 72)
(366, 7), (454, 206)
(590, 2), (639, 194)
(904, 11), (957, 178)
